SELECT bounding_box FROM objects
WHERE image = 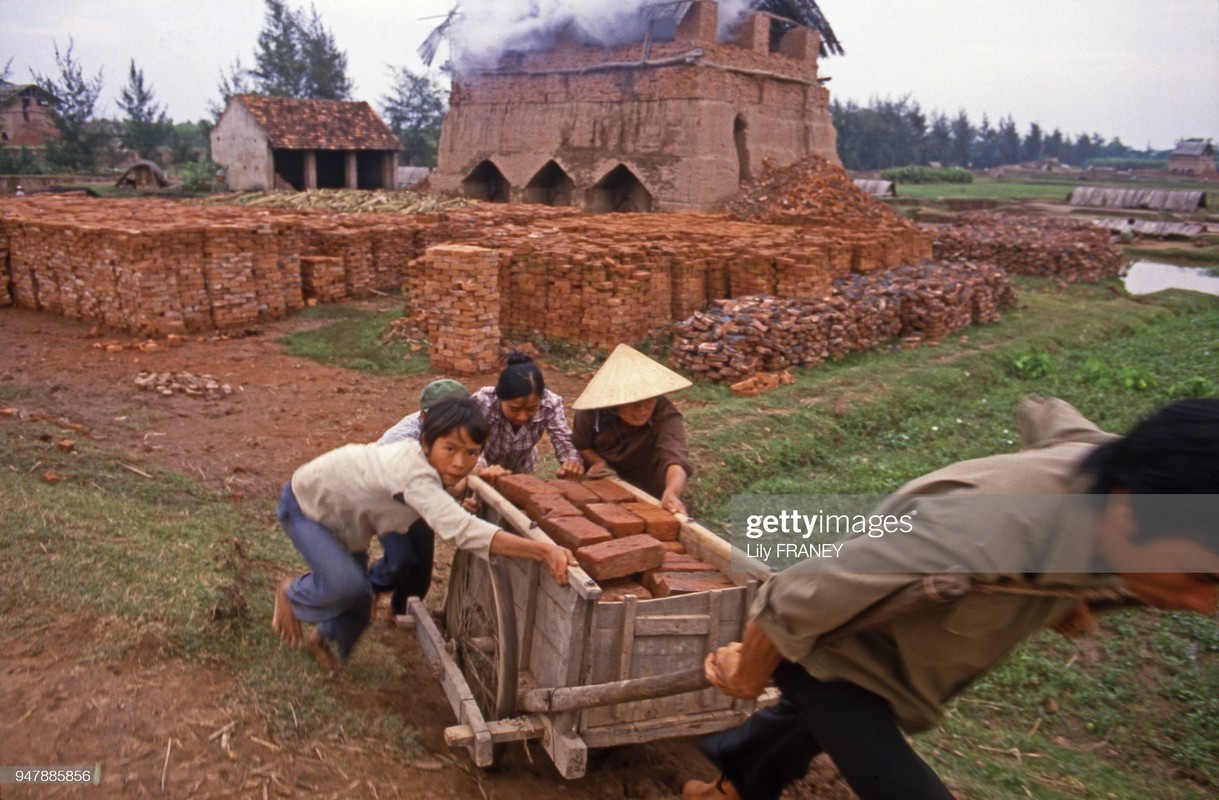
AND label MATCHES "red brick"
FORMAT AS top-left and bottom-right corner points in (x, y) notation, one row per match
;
(657, 553), (718, 572)
(575, 534), (666, 583)
(597, 580), (654, 602)
(584, 479), (636, 503)
(584, 502), (647, 537)
(539, 516), (613, 552)
(547, 479), (601, 509)
(525, 493), (584, 521)
(494, 473), (553, 508)
(642, 570), (736, 598)
(662, 540), (686, 554)
(622, 502), (682, 540)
